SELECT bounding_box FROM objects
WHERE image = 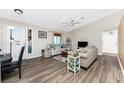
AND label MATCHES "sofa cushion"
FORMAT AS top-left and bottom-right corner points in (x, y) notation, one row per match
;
(78, 48), (87, 52)
(79, 52), (88, 58)
(81, 48), (88, 53)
